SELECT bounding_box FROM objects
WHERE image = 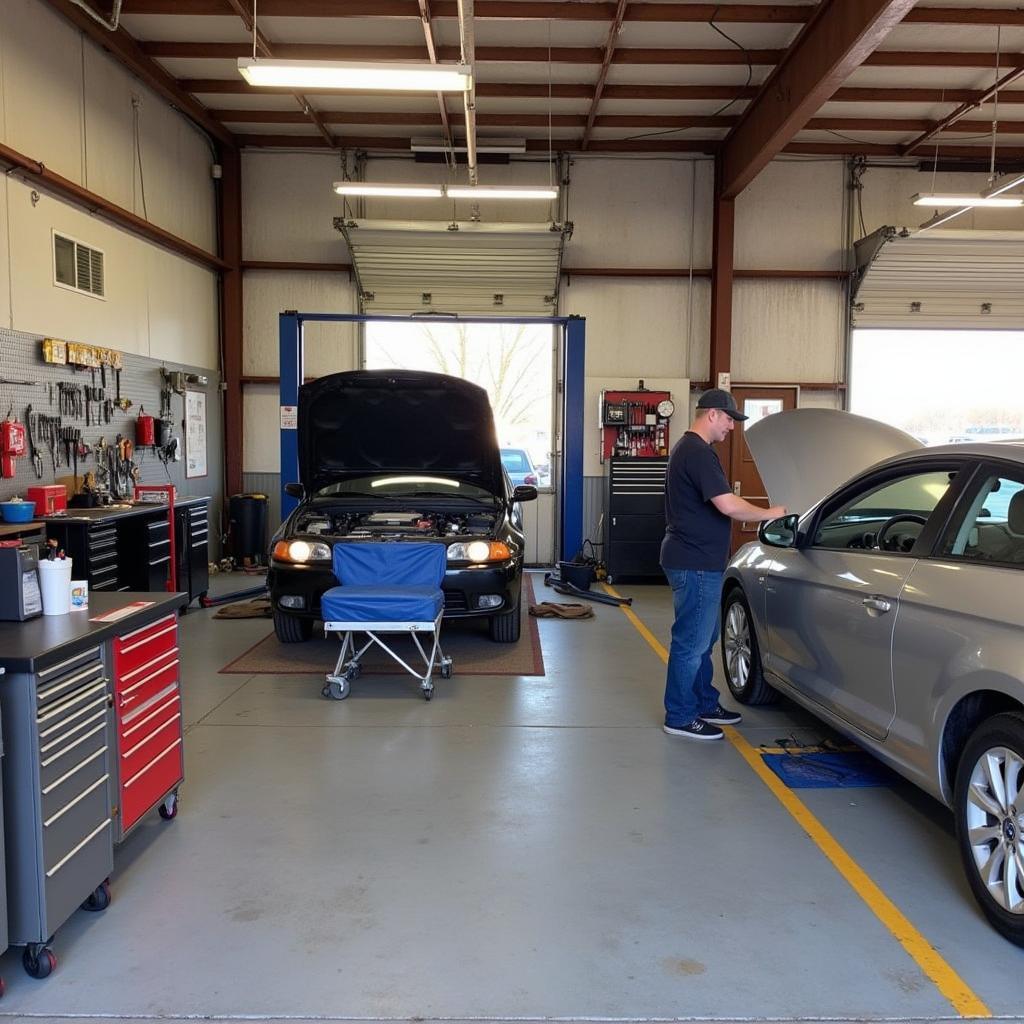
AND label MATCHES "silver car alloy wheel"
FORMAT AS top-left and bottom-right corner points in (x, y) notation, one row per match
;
(724, 601), (751, 690)
(966, 745), (1024, 915)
